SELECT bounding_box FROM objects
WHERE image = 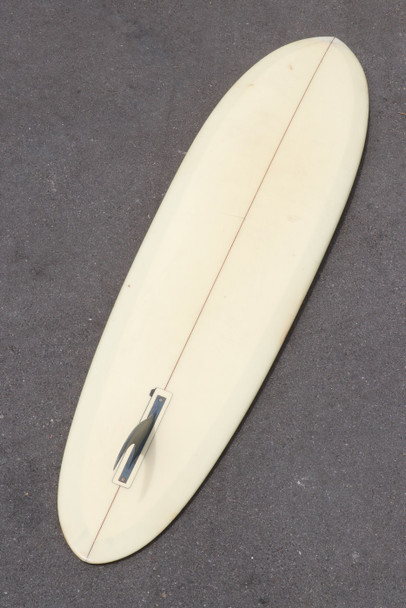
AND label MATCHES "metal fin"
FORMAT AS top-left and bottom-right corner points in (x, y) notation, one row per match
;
(113, 415), (156, 470)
